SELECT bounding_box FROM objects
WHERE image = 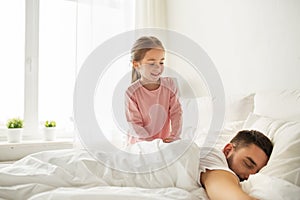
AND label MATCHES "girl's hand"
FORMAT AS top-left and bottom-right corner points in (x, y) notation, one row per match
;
(163, 137), (175, 143)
